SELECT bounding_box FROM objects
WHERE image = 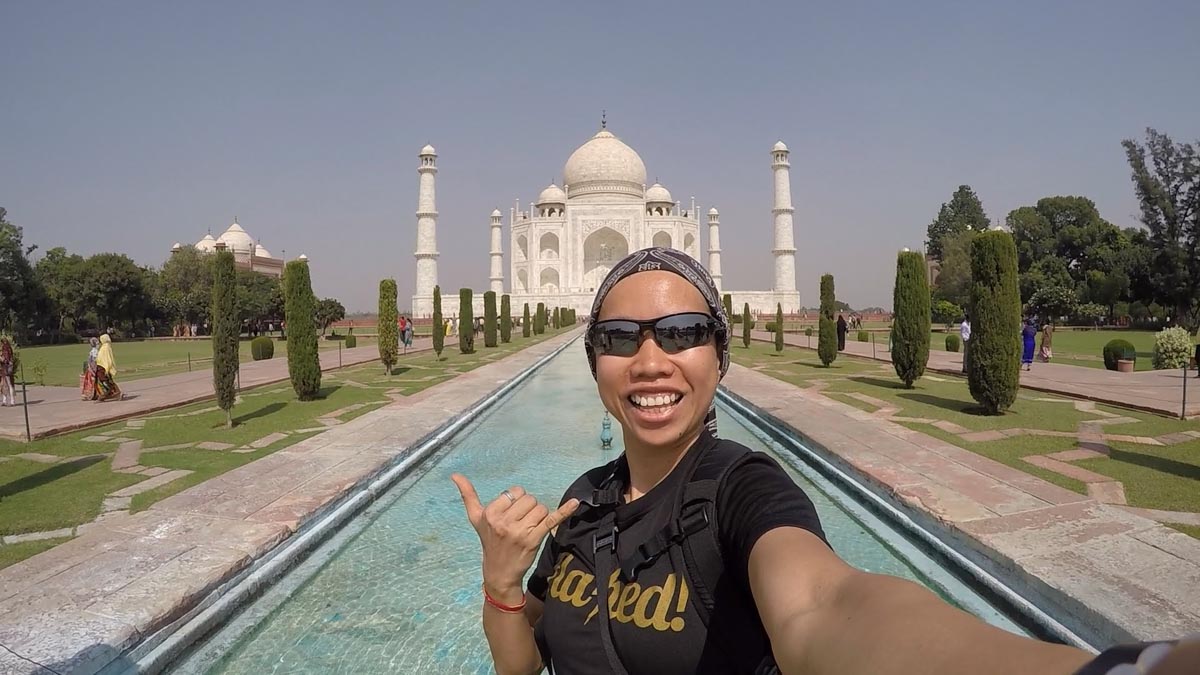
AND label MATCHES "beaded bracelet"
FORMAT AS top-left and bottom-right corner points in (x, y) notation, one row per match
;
(482, 584), (527, 614)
